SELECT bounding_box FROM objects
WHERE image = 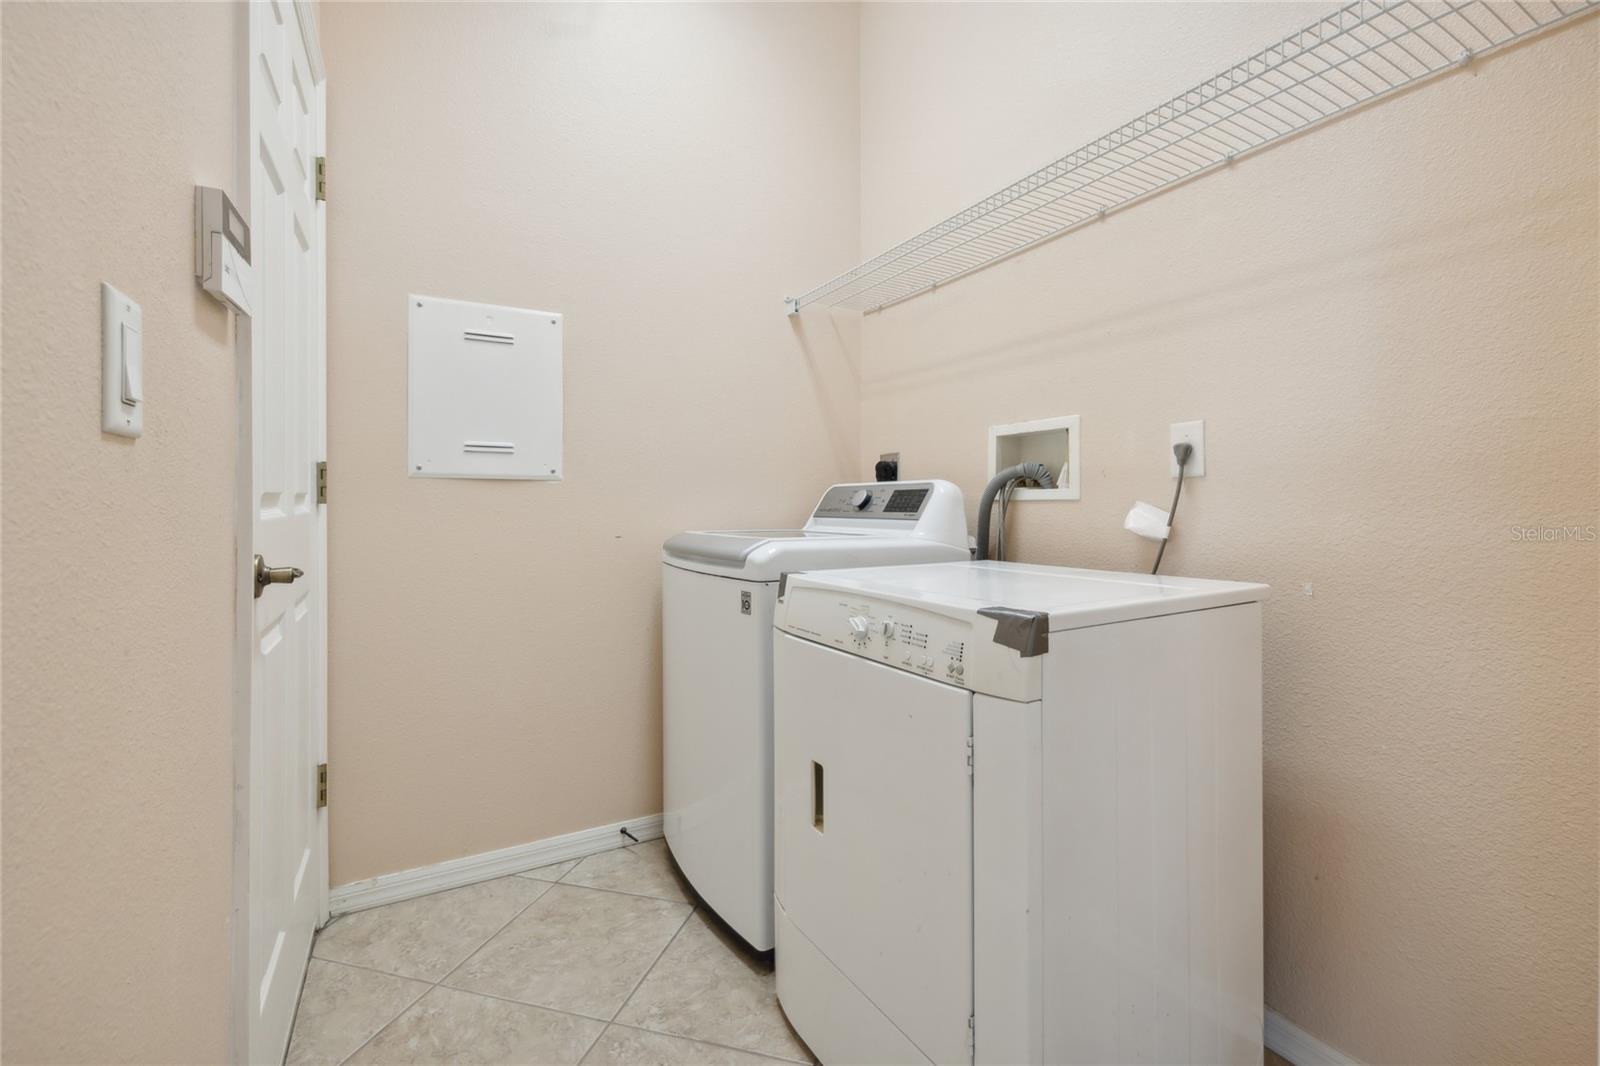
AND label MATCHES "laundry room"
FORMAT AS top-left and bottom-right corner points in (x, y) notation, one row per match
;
(1, 3), (1595, 1065)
